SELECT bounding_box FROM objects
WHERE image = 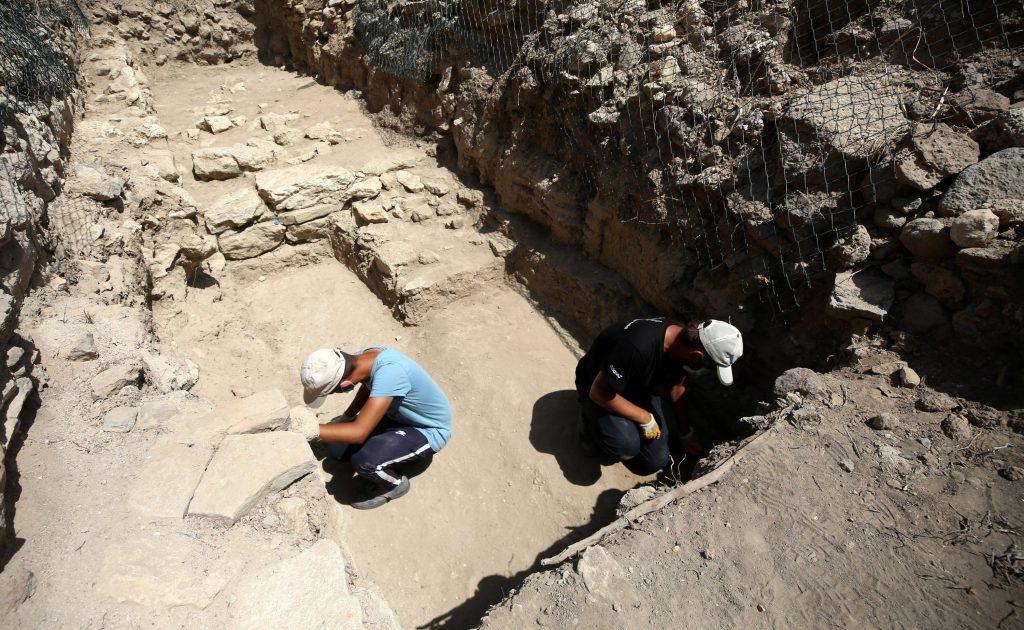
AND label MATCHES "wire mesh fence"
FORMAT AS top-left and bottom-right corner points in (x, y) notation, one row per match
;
(1, 0), (90, 253)
(355, 0), (1023, 311)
